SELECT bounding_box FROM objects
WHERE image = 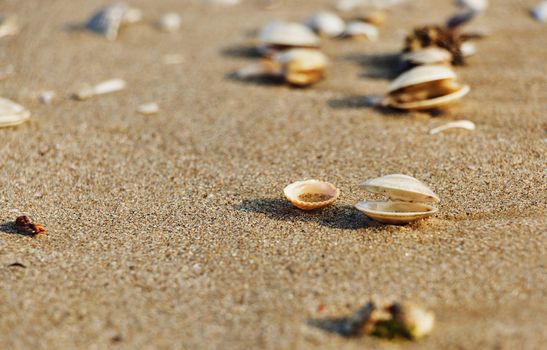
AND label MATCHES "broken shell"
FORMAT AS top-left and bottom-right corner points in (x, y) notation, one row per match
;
(531, 1), (547, 22)
(429, 120), (475, 134)
(344, 21), (379, 41)
(85, 2), (142, 40)
(0, 15), (19, 38)
(156, 13), (181, 32)
(0, 98), (30, 128)
(74, 79), (126, 100)
(304, 11), (346, 38)
(284, 179), (339, 210)
(401, 47), (452, 66)
(385, 65), (469, 110)
(274, 49), (328, 86)
(387, 303), (435, 340)
(355, 174), (439, 224)
(257, 21), (320, 56)
(137, 102), (159, 115)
